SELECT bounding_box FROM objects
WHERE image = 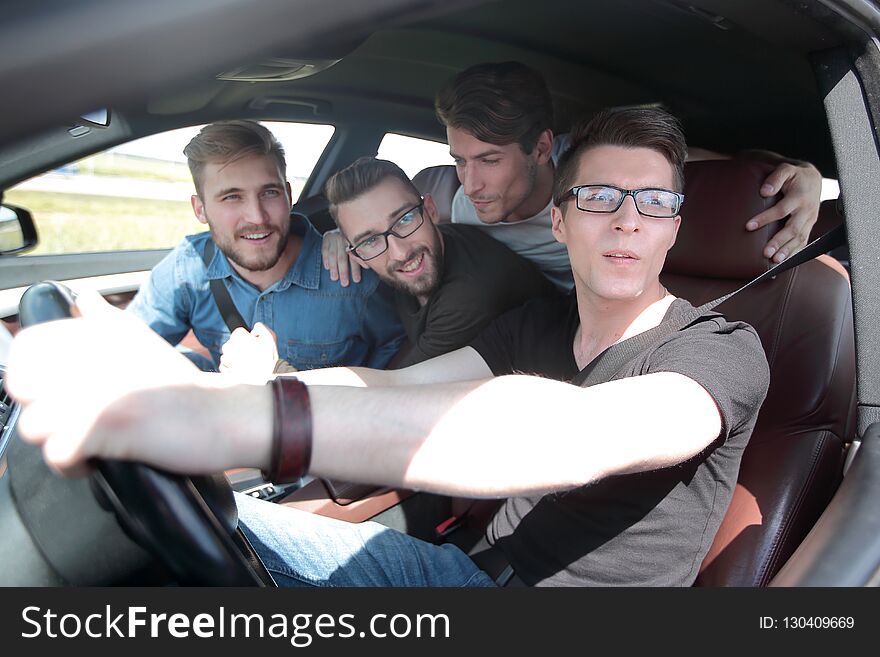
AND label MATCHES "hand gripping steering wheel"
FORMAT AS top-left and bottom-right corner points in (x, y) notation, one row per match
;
(17, 281), (273, 586)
